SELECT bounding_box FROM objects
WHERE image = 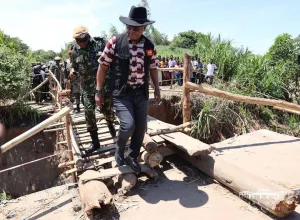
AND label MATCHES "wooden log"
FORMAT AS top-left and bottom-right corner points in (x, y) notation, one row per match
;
(175, 149), (297, 218)
(274, 106), (300, 115)
(78, 175), (112, 216)
(79, 163), (156, 182)
(142, 133), (158, 153)
(183, 53), (191, 123)
(185, 81), (300, 113)
(170, 71), (174, 89)
(43, 127), (65, 133)
(141, 151), (163, 168)
(160, 132), (212, 156)
(148, 120), (197, 136)
(65, 114), (76, 183)
(1, 105), (72, 153)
